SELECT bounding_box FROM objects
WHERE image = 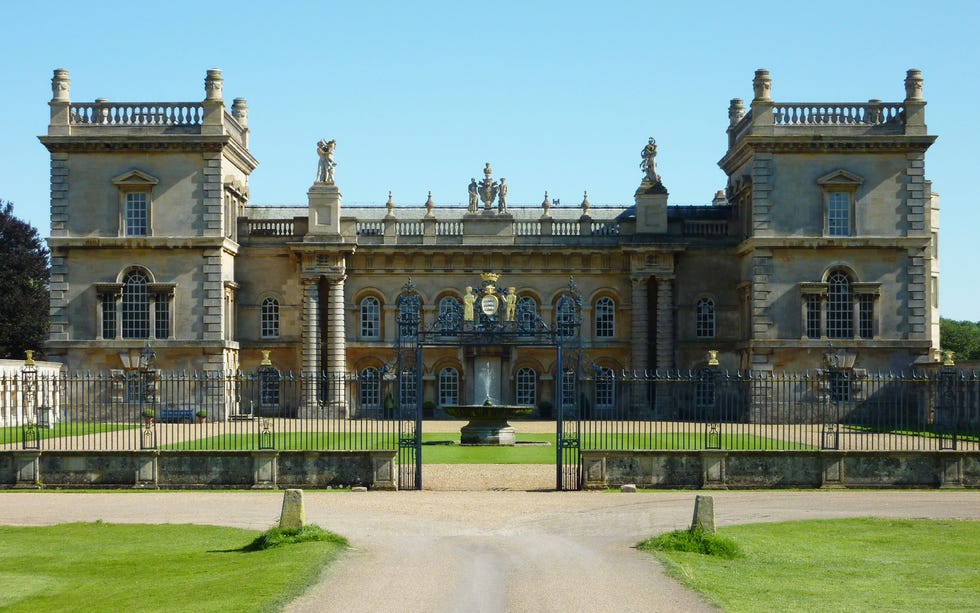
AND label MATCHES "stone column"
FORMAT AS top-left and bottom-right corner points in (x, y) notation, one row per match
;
(324, 275), (348, 417)
(300, 277), (320, 416)
(655, 276), (674, 371)
(630, 276), (650, 374)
